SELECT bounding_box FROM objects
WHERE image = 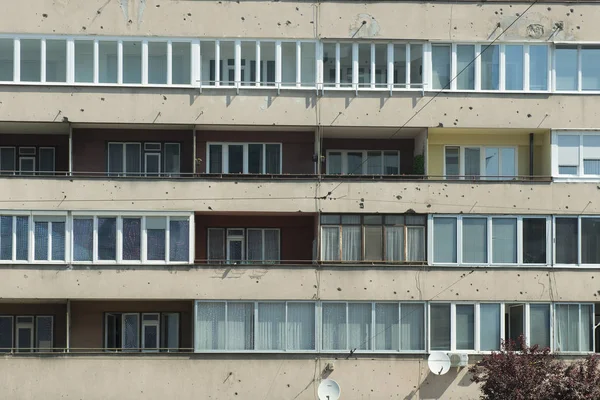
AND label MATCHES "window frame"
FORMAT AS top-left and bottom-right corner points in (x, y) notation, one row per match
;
(553, 303), (595, 354)
(552, 130), (600, 180)
(428, 215), (551, 266)
(325, 150), (400, 175)
(442, 145), (518, 179)
(552, 215), (600, 267)
(553, 44), (600, 93)
(104, 311), (181, 352)
(206, 227), (281, 264)
(205, 142), (282, 174)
